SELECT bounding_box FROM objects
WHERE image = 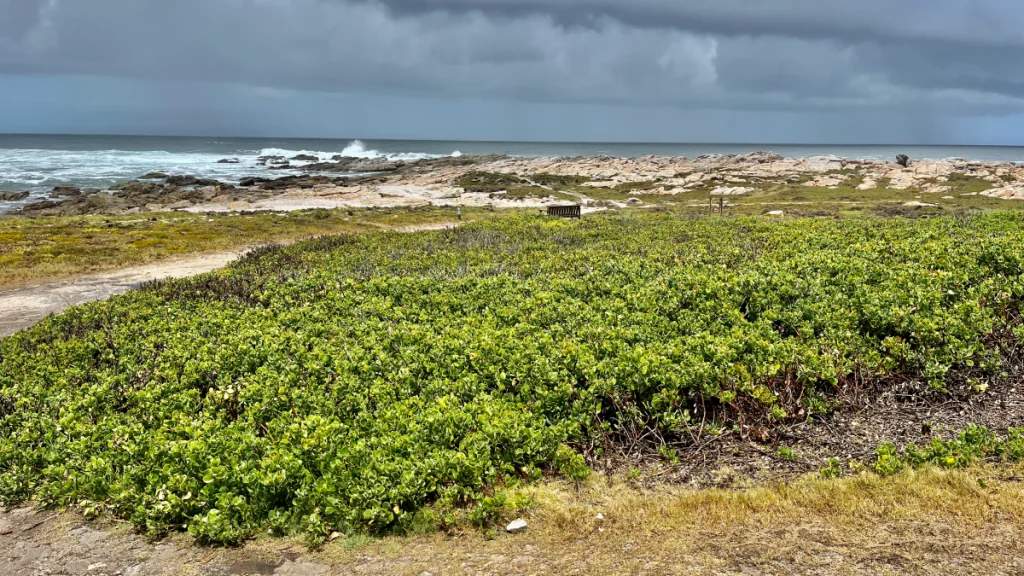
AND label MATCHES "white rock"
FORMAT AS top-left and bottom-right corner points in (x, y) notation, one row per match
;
(981, 185), (1024, 200)
(506, 519), (528, 533)
(766, 210), (784, 216)
(596, 513), (605, 520)
(710, 186), (752, 196)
